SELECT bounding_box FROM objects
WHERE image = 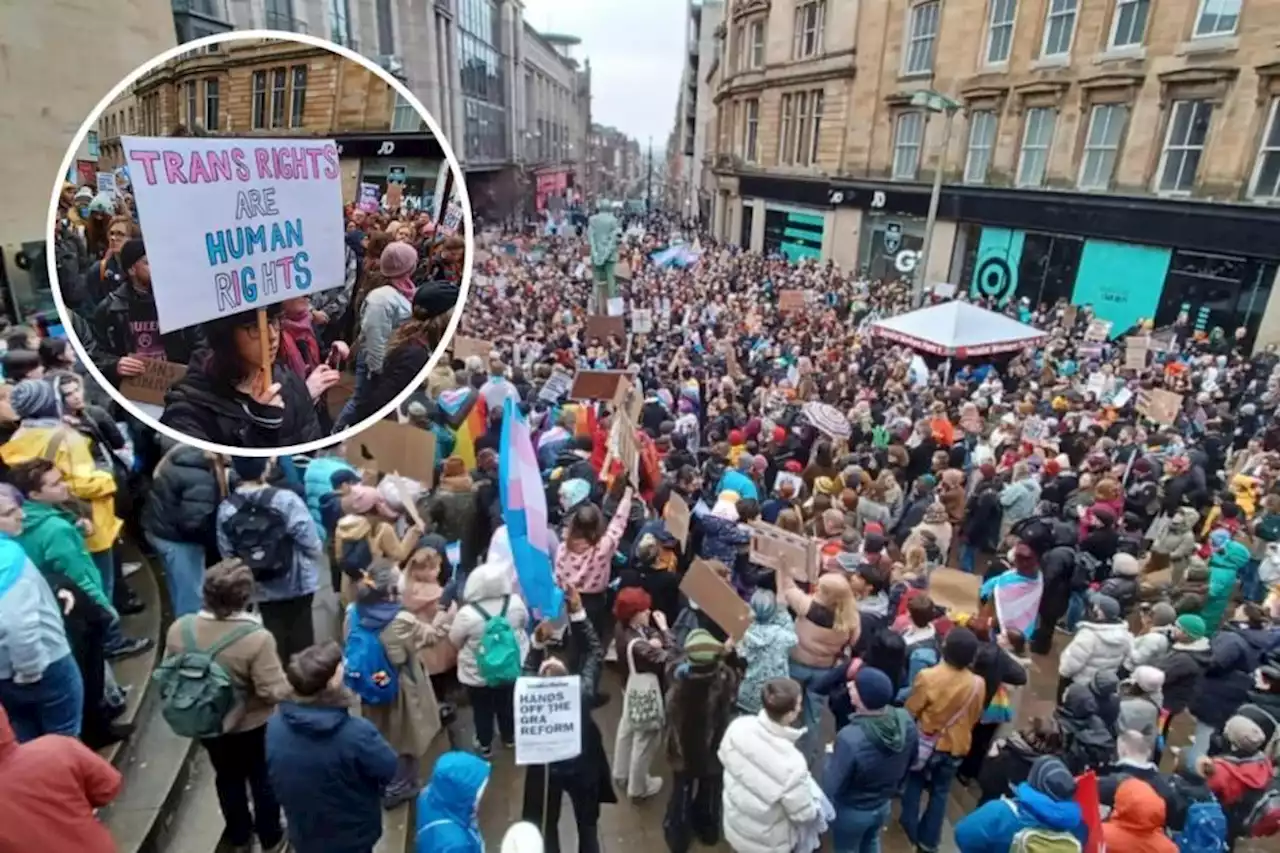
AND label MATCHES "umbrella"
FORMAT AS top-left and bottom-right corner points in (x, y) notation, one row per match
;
(801, 401), (851, 439)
